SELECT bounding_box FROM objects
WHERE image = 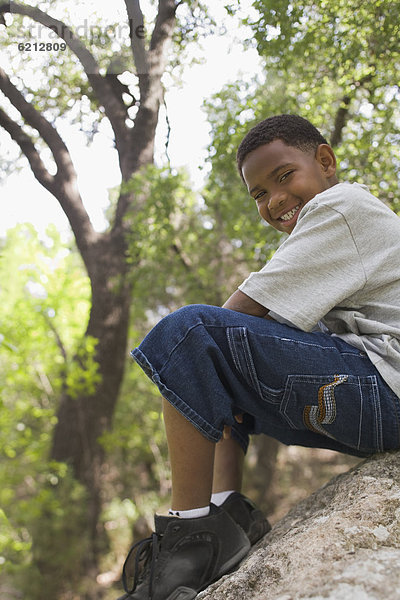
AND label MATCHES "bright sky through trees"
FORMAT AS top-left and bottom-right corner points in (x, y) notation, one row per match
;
(0, 0), (262, 236)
